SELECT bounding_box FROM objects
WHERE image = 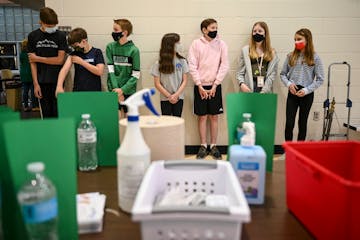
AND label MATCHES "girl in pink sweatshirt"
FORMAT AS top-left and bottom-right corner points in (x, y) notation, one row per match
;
(188, 18), (229, 160)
